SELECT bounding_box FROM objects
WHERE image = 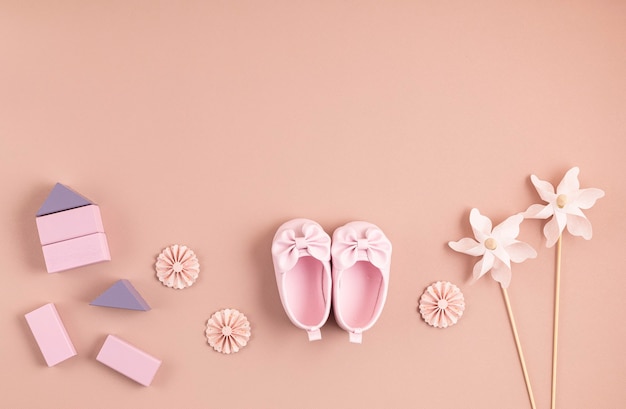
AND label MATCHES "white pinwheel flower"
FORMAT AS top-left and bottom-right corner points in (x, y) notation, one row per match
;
(524, 167), (604, 247)
(448, 209), (537, 288)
